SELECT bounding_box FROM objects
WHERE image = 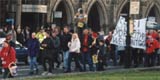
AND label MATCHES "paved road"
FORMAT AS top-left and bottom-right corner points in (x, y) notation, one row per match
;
(2, 62), (160, 79)
(0, 62), (64, 78)
(0, 61), (124, 79)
